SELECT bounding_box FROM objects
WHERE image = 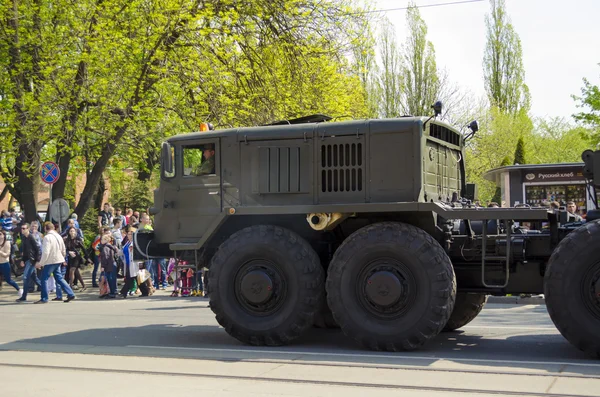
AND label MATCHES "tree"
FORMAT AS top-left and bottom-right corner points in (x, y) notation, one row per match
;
(513, 136), (526, 164)
(483, 0), (530, 114)
(0, 0), (373, 221)
(350, 5), (379, 118)
(573, 69), (600, 140)
(374, 19), (403, 118)
(400, 4), (440, 117)
(529, 118), (592, 164)
(0, 0), (55, 222)
(465, 107), (533, 202)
